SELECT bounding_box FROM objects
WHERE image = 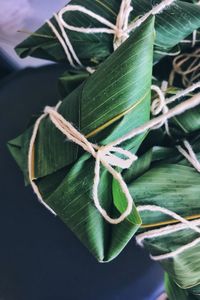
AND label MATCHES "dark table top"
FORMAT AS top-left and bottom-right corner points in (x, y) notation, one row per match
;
(0, 64), (164, 300)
